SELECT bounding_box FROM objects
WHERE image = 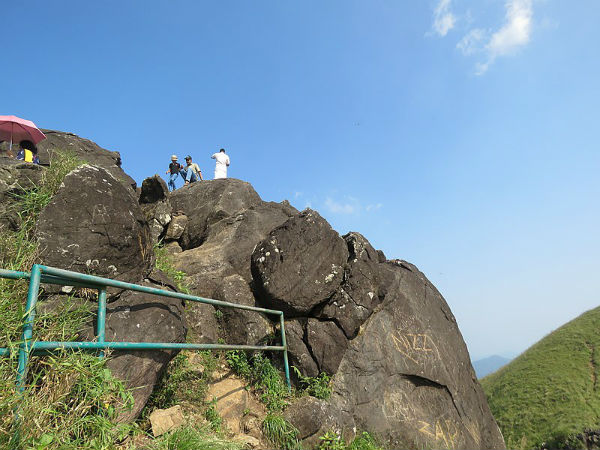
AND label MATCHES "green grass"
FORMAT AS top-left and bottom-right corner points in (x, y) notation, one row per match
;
(147, 425), (242, 450)
(226, 350), (290, 412)
(262, 414), (302, 450)
(481, 306), (600, 449)
(153, 243), (190, 294)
